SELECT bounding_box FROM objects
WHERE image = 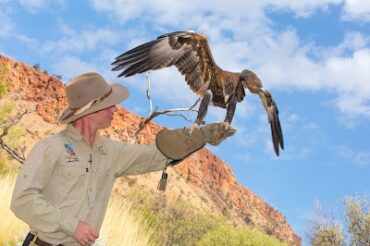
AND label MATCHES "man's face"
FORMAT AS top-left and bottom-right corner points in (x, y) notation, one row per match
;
(87, 105), (118, 129)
